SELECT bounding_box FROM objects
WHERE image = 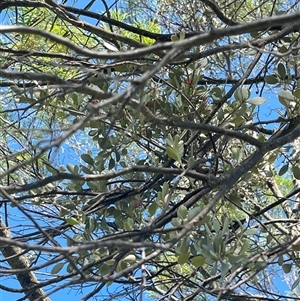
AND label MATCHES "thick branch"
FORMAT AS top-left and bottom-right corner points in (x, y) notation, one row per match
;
(0, 219), (51, 301)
